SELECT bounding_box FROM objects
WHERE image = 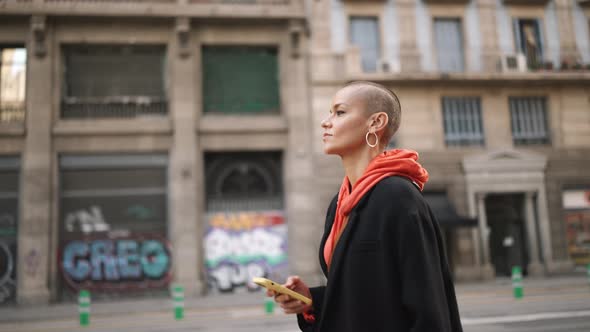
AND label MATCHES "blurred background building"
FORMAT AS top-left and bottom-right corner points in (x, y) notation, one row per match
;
(0, 0), (589, 306)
